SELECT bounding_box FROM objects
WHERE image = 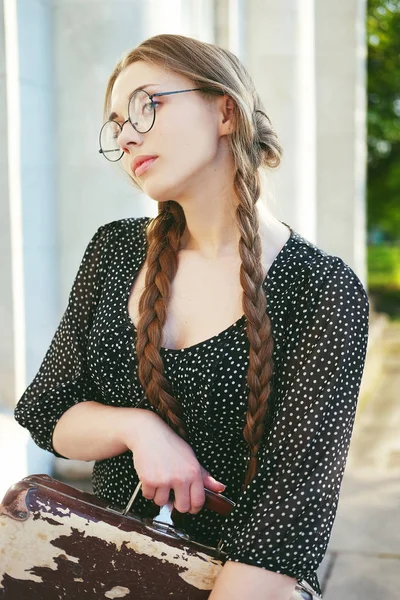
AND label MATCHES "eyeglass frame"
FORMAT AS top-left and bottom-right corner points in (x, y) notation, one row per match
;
(98, 87), (207, 161)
